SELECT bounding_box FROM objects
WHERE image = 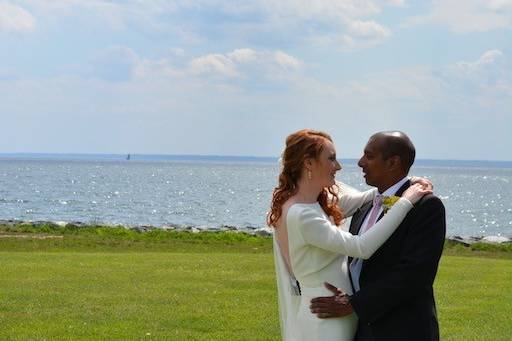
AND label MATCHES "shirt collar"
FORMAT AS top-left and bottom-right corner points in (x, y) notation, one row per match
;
(380, 176), (409, 197)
